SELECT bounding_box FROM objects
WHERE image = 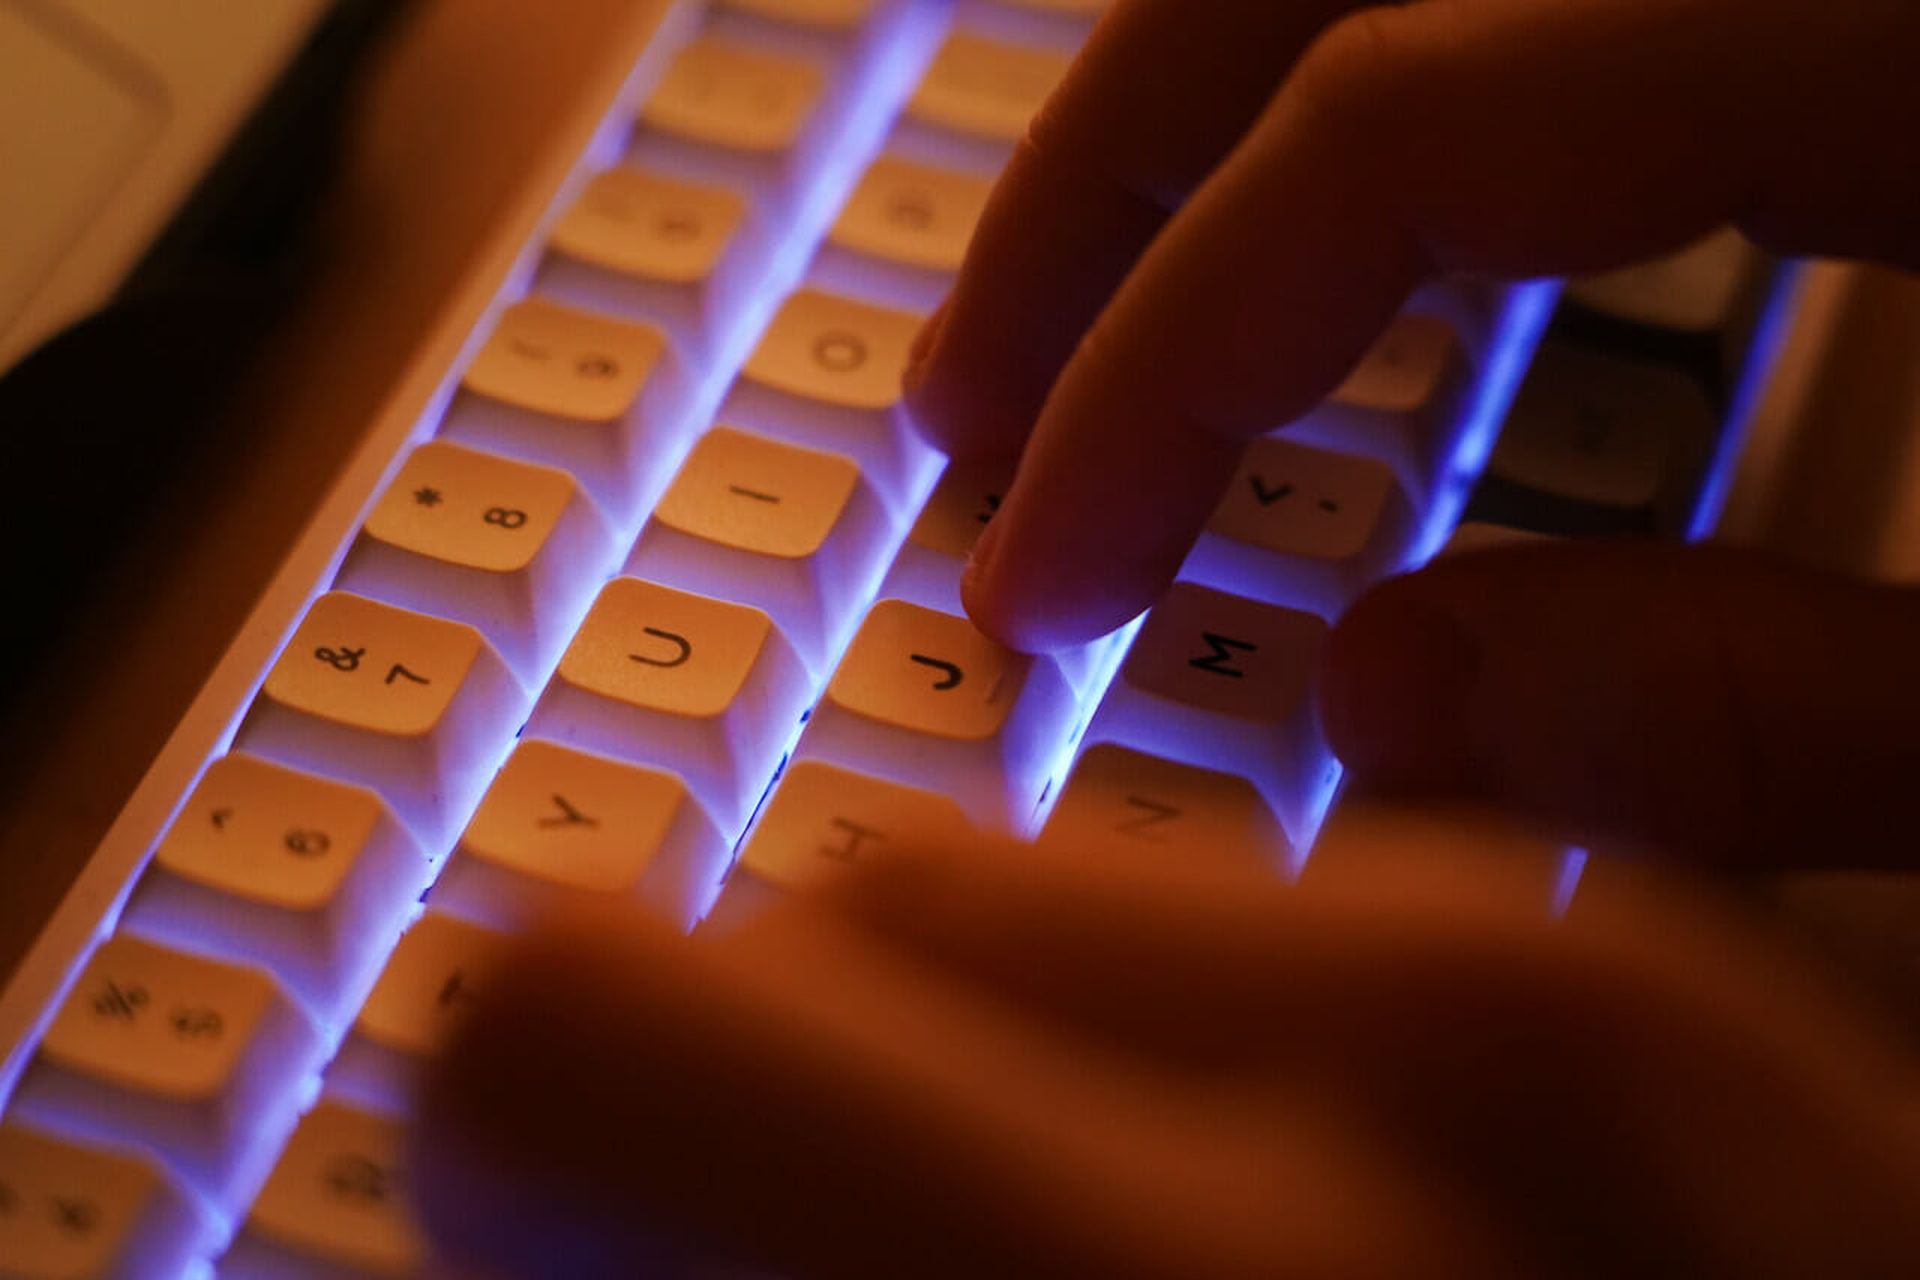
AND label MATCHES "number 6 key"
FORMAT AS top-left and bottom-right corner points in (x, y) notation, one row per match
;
(236, 592), (523, 846)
